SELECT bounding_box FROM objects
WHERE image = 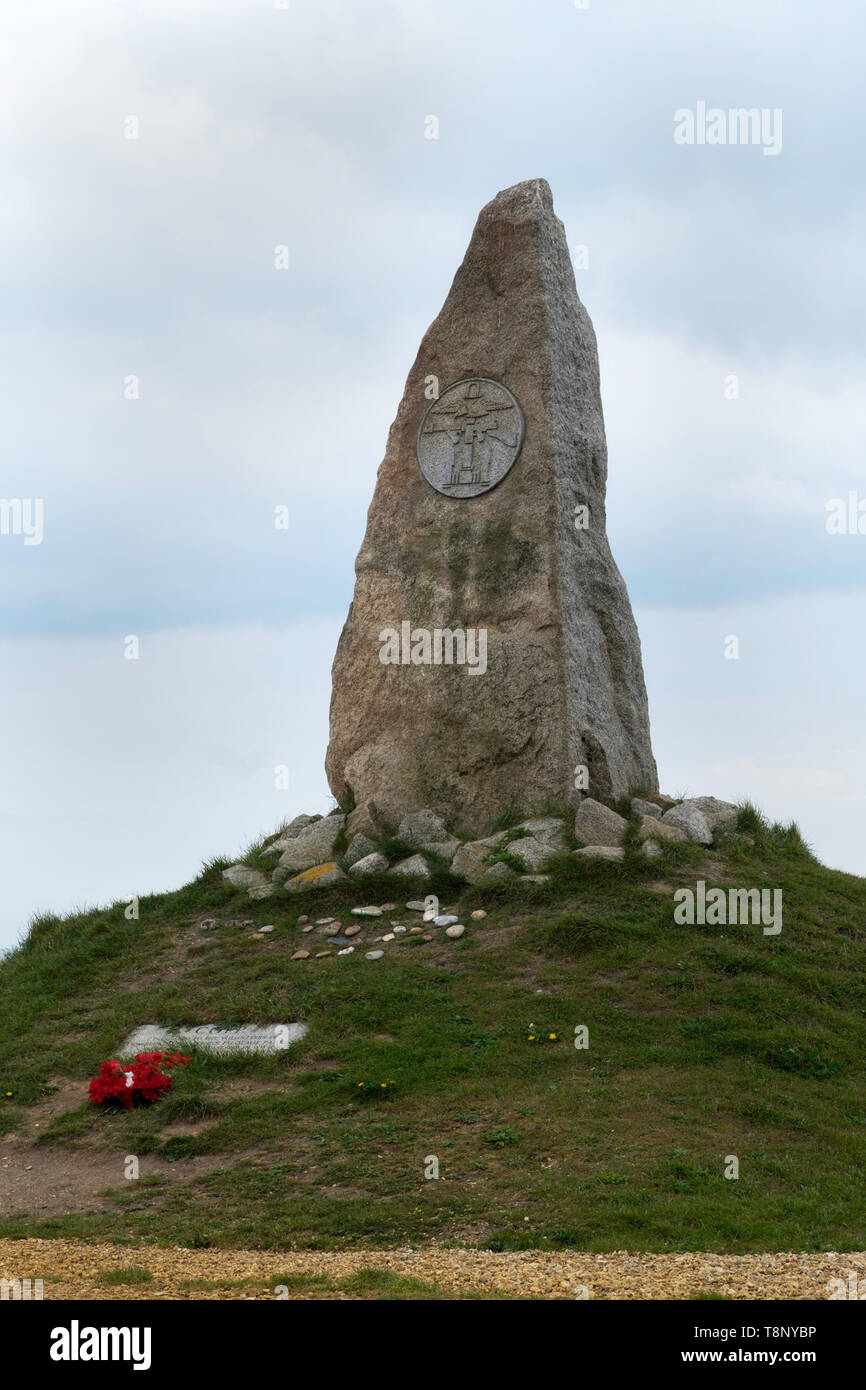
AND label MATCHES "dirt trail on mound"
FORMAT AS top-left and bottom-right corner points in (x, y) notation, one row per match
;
(1, 1239), (863, 1300)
